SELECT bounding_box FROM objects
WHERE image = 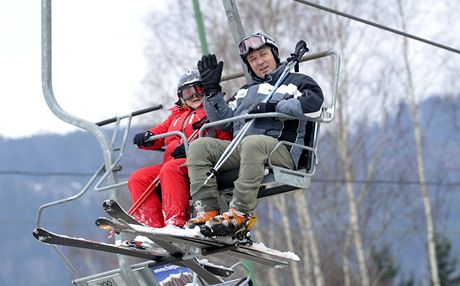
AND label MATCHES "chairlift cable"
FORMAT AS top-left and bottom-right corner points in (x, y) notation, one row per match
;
(293, 0), (460, 54)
